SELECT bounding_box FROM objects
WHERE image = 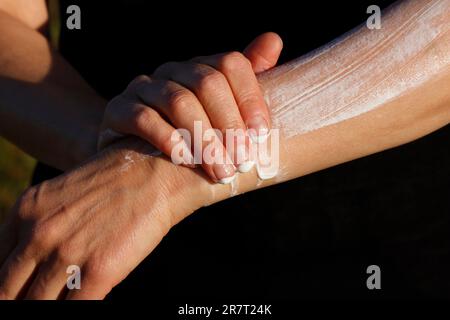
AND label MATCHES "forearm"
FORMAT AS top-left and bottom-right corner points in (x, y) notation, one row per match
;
(2, 0), (448, 299)
(216, 0), (450, 194)
(152, 0), (450, 223)
(0, 9), (106, 170)
(4, 0), (449, 234)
